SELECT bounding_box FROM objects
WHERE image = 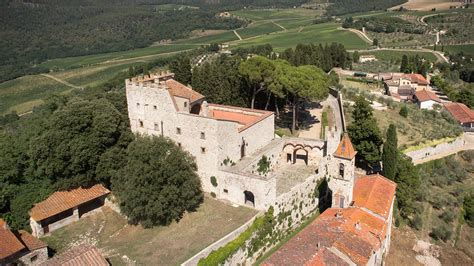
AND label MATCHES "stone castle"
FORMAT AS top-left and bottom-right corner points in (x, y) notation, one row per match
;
(126, 72), (396, 265)
(126, 71), (358, 212)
